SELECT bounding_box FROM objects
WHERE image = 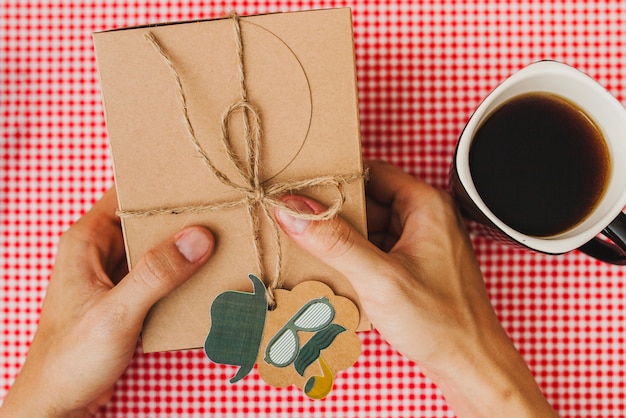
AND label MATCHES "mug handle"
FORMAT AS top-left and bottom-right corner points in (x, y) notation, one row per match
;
(579, 212), (626, 265)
